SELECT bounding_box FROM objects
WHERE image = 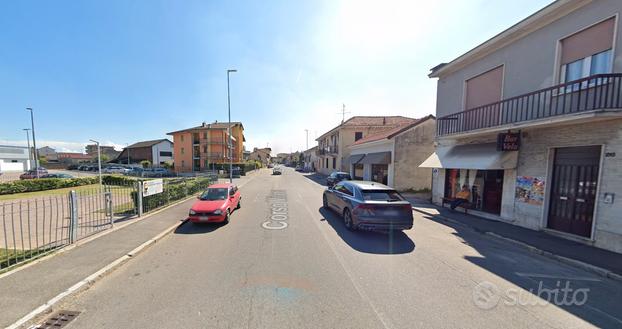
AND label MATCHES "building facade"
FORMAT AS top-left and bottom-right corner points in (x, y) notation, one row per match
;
(302, 146), (318, 171)
(249, 147), (272, 166)
(86, 144), (120, 160)
(0, 145), (31, 172)
(422, 0), (622, 253)
(315, 116), (417, 175)
(167, 121), (244, 172)
(56, 152), (92, 165)
(115, 139), (174, 167)
(348, 116), (436, 190)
